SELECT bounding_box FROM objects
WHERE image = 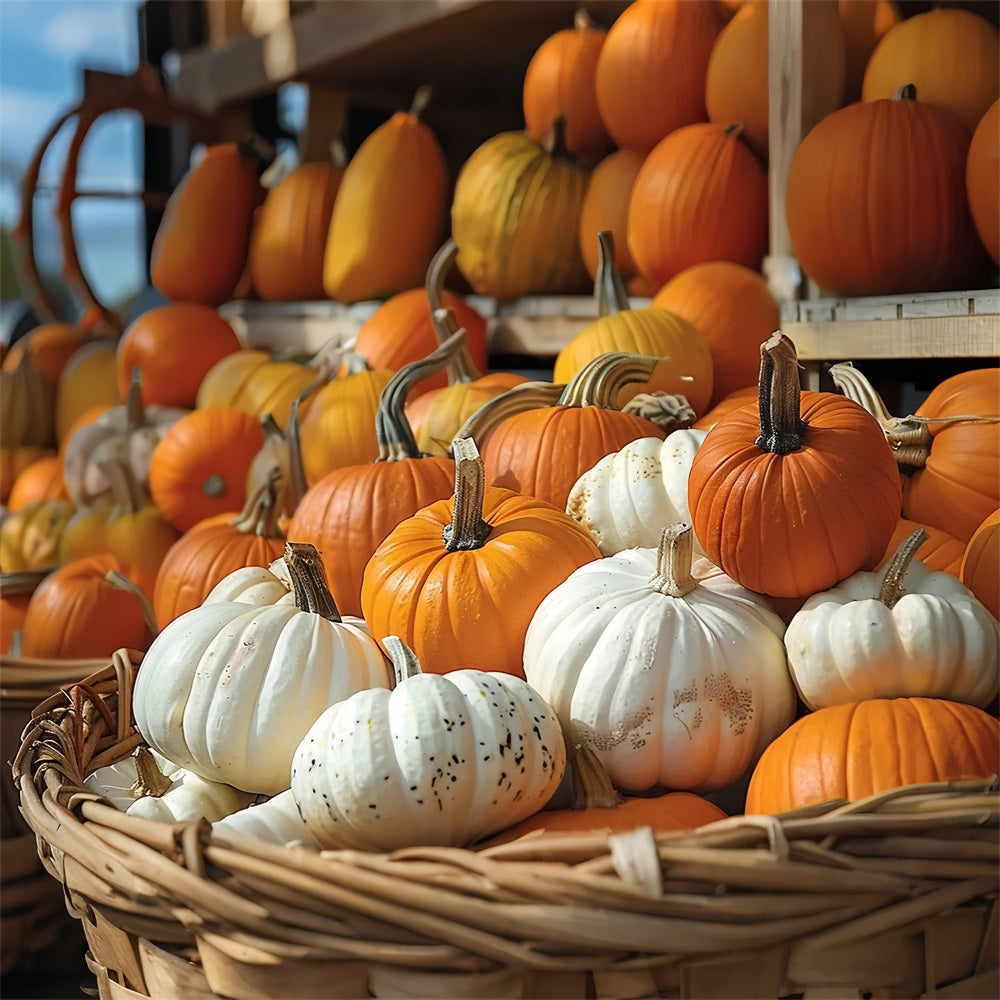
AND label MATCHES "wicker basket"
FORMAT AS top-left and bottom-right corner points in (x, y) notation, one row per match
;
(11, 649), (1000, 1000)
